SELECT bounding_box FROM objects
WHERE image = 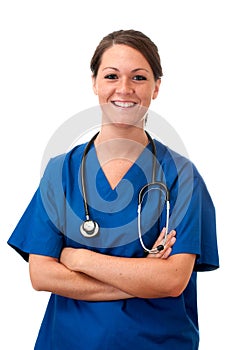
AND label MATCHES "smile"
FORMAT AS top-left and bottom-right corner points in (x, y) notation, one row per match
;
(112, 101), (136, 108)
